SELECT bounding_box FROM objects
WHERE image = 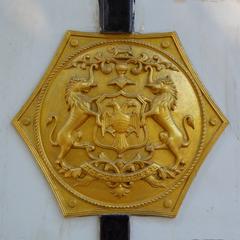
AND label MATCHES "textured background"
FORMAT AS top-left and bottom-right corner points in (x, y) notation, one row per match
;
(0, 0), (239, 239)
